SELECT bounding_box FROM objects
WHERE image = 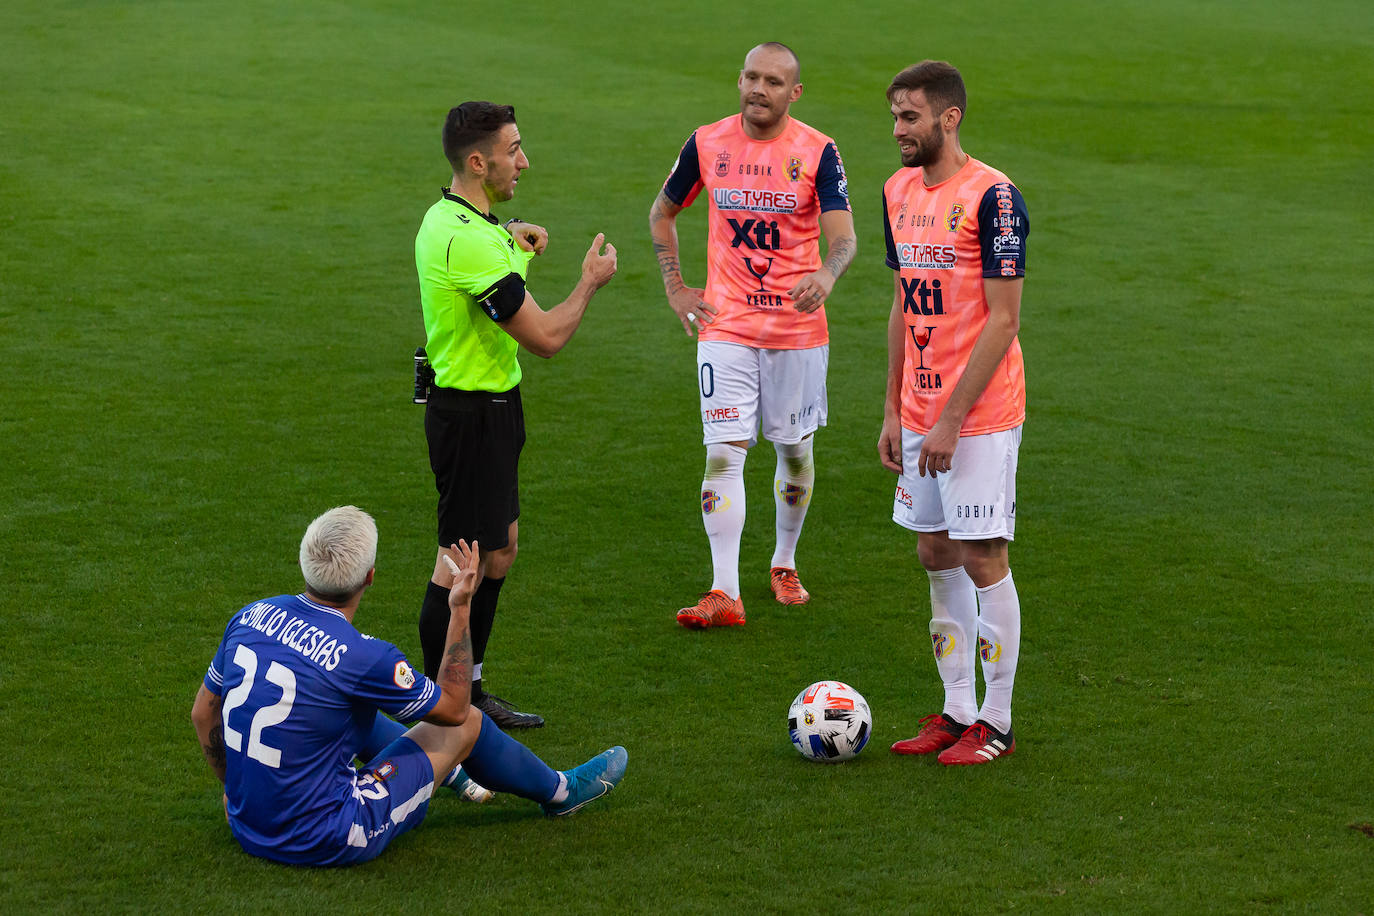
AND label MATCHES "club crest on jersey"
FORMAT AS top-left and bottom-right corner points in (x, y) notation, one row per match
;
(715, 150), (731, 177)
(374, 761), (396, 781)
(978, 636), (1001, 662)
(393, 661), (416, 688)
(932, 632), (954, 659)
(896, 202), (908, 230)
(702, 489), (731, 514)
(946, 202), (966, 231)
(786, 156), (803, 181)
